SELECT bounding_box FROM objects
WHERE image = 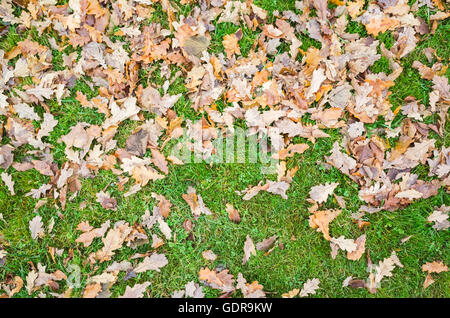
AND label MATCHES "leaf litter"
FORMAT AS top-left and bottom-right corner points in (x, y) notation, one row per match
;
(0, 0), (449, 298)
